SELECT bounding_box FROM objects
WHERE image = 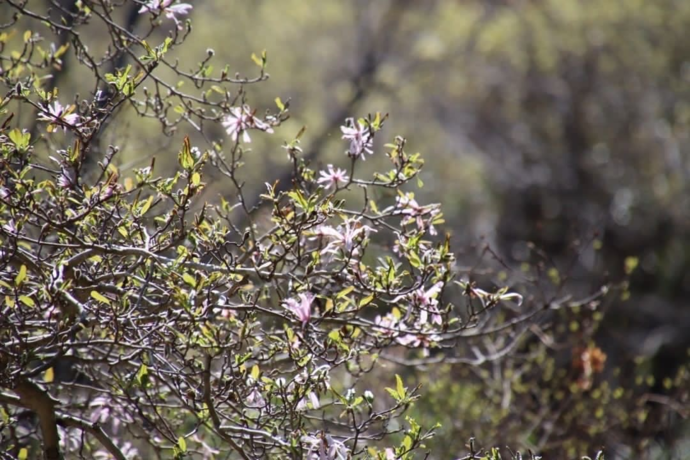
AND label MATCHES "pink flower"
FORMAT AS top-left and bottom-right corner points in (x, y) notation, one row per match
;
(57, 166), (78, 189)
(284, 292), (314, 327)
(317, 164), (349, 190)
(395, 282), (444, 326)
(395, 193), (440, 235)
(37, 101), (80, 131)
(341, 118), (373, 160)
(397, 332), (440, 349)
(374, 313), (400, 337)
(246, 388), (266, 409)
(222, 105), (274, 143)
(139, 0), (192, 29)
(302, 433), (349, 460)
